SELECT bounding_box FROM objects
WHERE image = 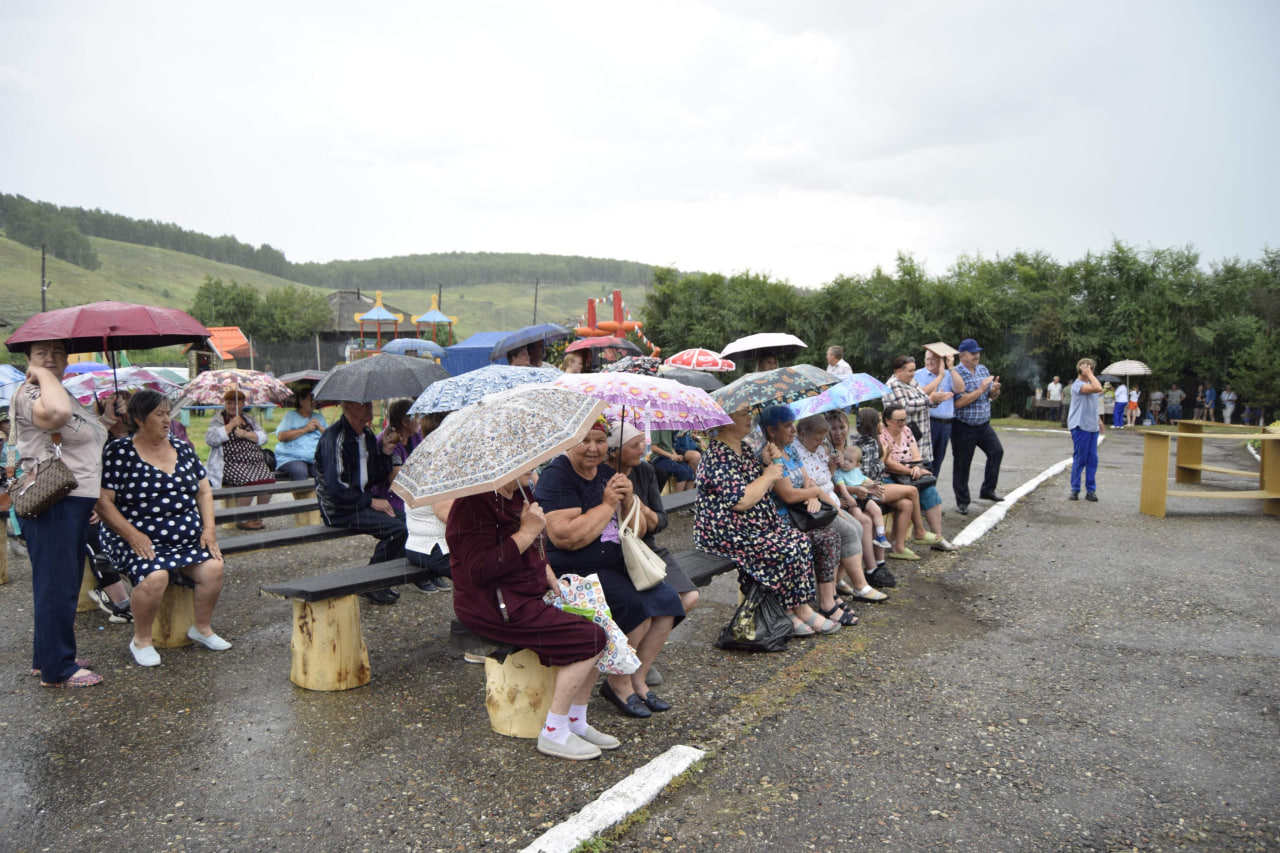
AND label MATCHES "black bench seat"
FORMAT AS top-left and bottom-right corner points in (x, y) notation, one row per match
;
(212, 479), (315, 500)
(220, 524), (360, 555)
(213, 497), (320, 525)
(260, 558), (429, 602)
